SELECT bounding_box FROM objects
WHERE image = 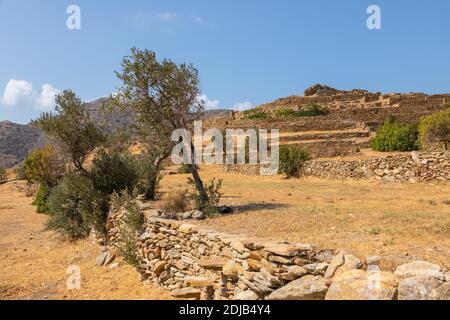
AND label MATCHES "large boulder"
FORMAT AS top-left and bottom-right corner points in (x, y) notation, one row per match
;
(398, 276), (443, 300)
(266, 275), (328, 300)
(325, 269), (399, 300)
(395, 261), (443, 278)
